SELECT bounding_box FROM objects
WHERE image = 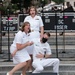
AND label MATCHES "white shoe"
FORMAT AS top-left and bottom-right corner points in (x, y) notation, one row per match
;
(6, 72), (9, 75)
(28, 70), (32, 72)
(21, 73), (22, 75)
(21, 73), (26, 75)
